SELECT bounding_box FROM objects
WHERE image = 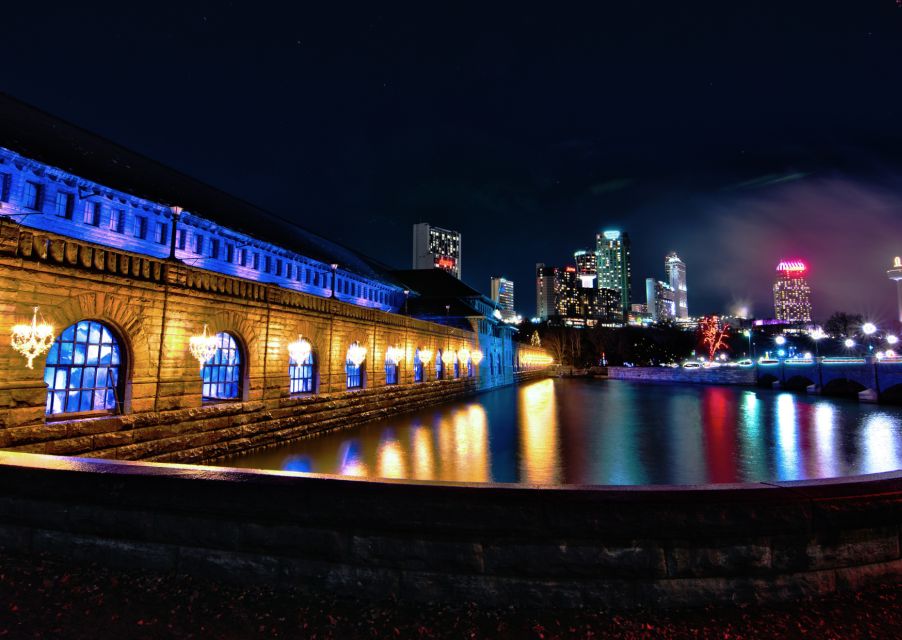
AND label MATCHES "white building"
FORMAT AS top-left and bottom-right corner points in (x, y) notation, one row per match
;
(490, 276), (516, 321)
(664, 251), (688, 319)
(645, 278), (676, 323)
